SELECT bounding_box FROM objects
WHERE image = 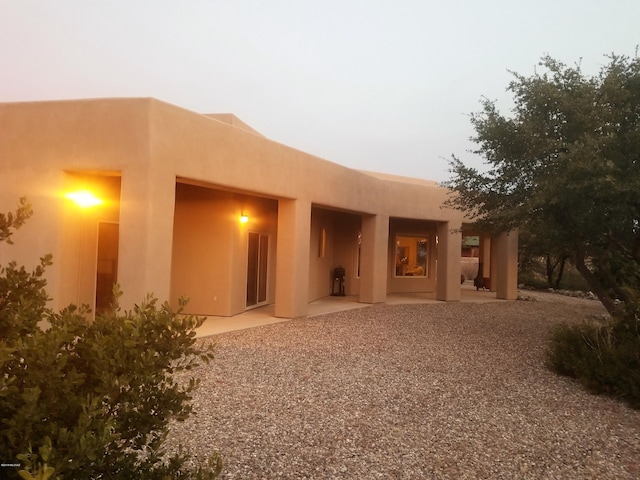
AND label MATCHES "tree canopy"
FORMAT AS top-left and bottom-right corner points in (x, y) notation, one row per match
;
(444, 53), (640, 315)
